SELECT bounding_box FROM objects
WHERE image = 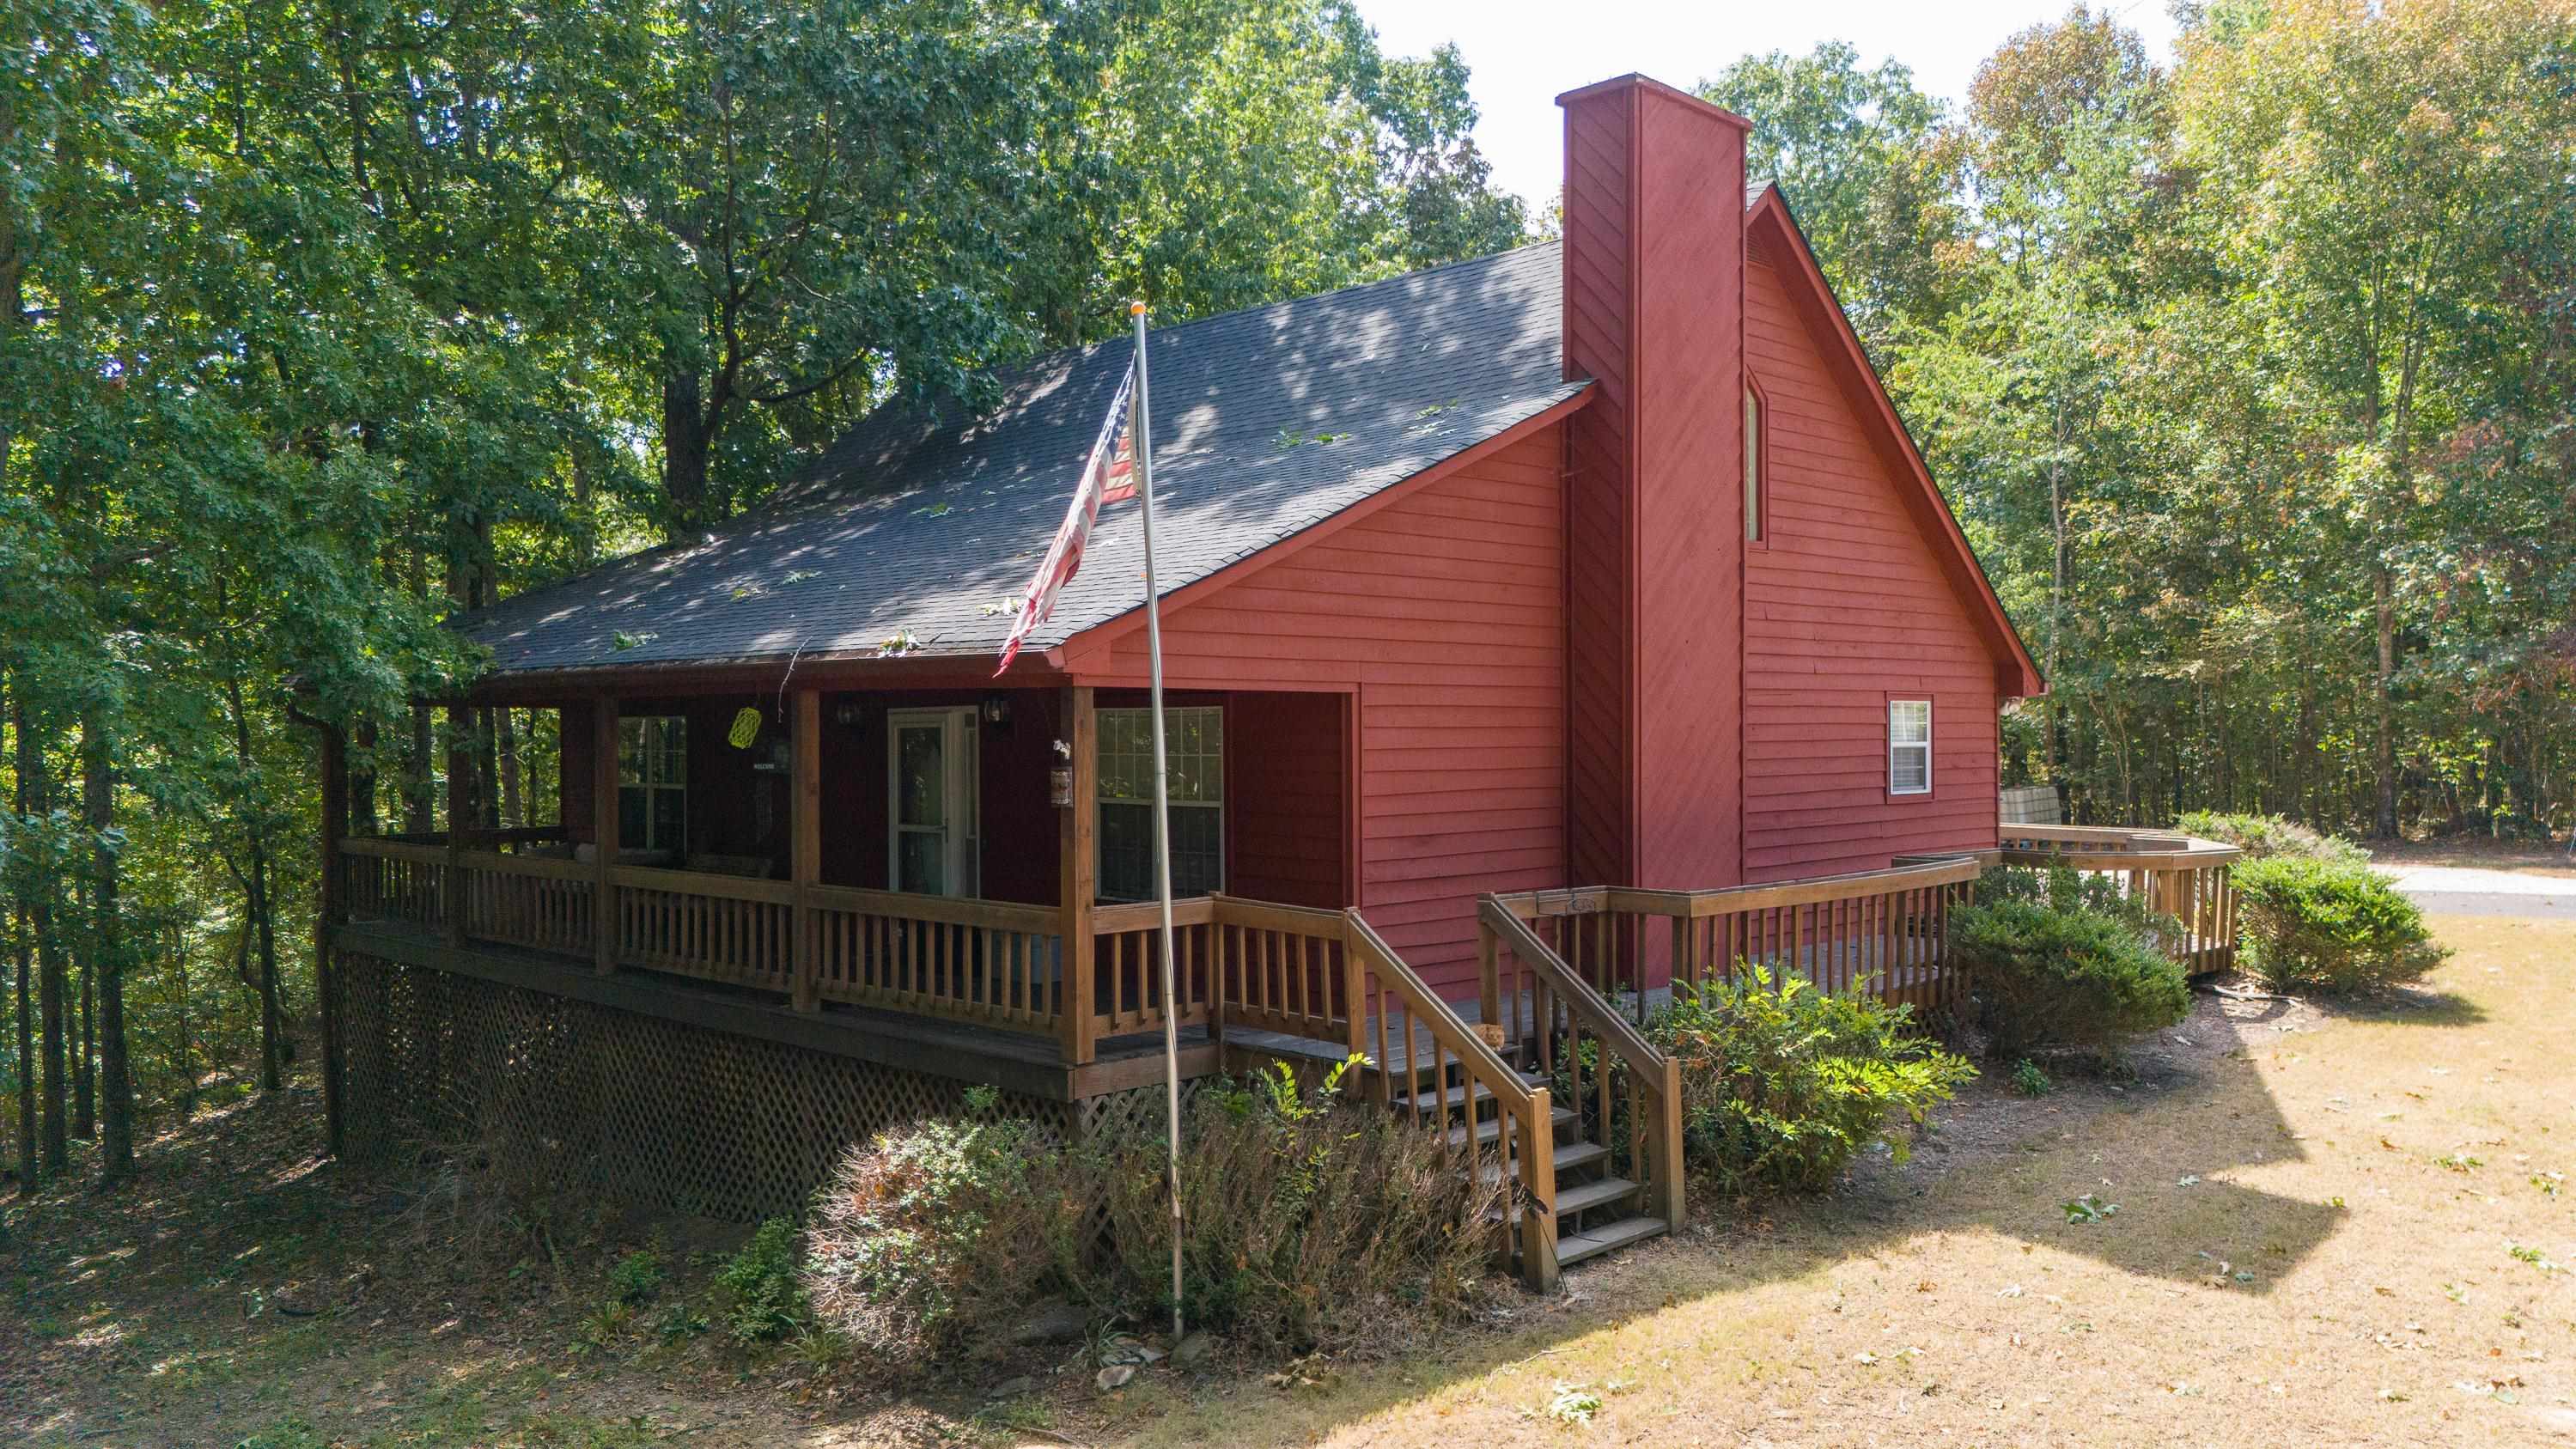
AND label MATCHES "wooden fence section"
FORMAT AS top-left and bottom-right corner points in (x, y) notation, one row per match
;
(458, 849), (595, 958)
(1486, 857), (1985, 1029)
(1477, 899), (1683, 1230)
(340, 838), (447, 928)
(810, 886), (1064, 1033)
(1343, 910), (1561, 1290)
(1090, 898), (1216, 1039)
(1988, 825), (2243, 975)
